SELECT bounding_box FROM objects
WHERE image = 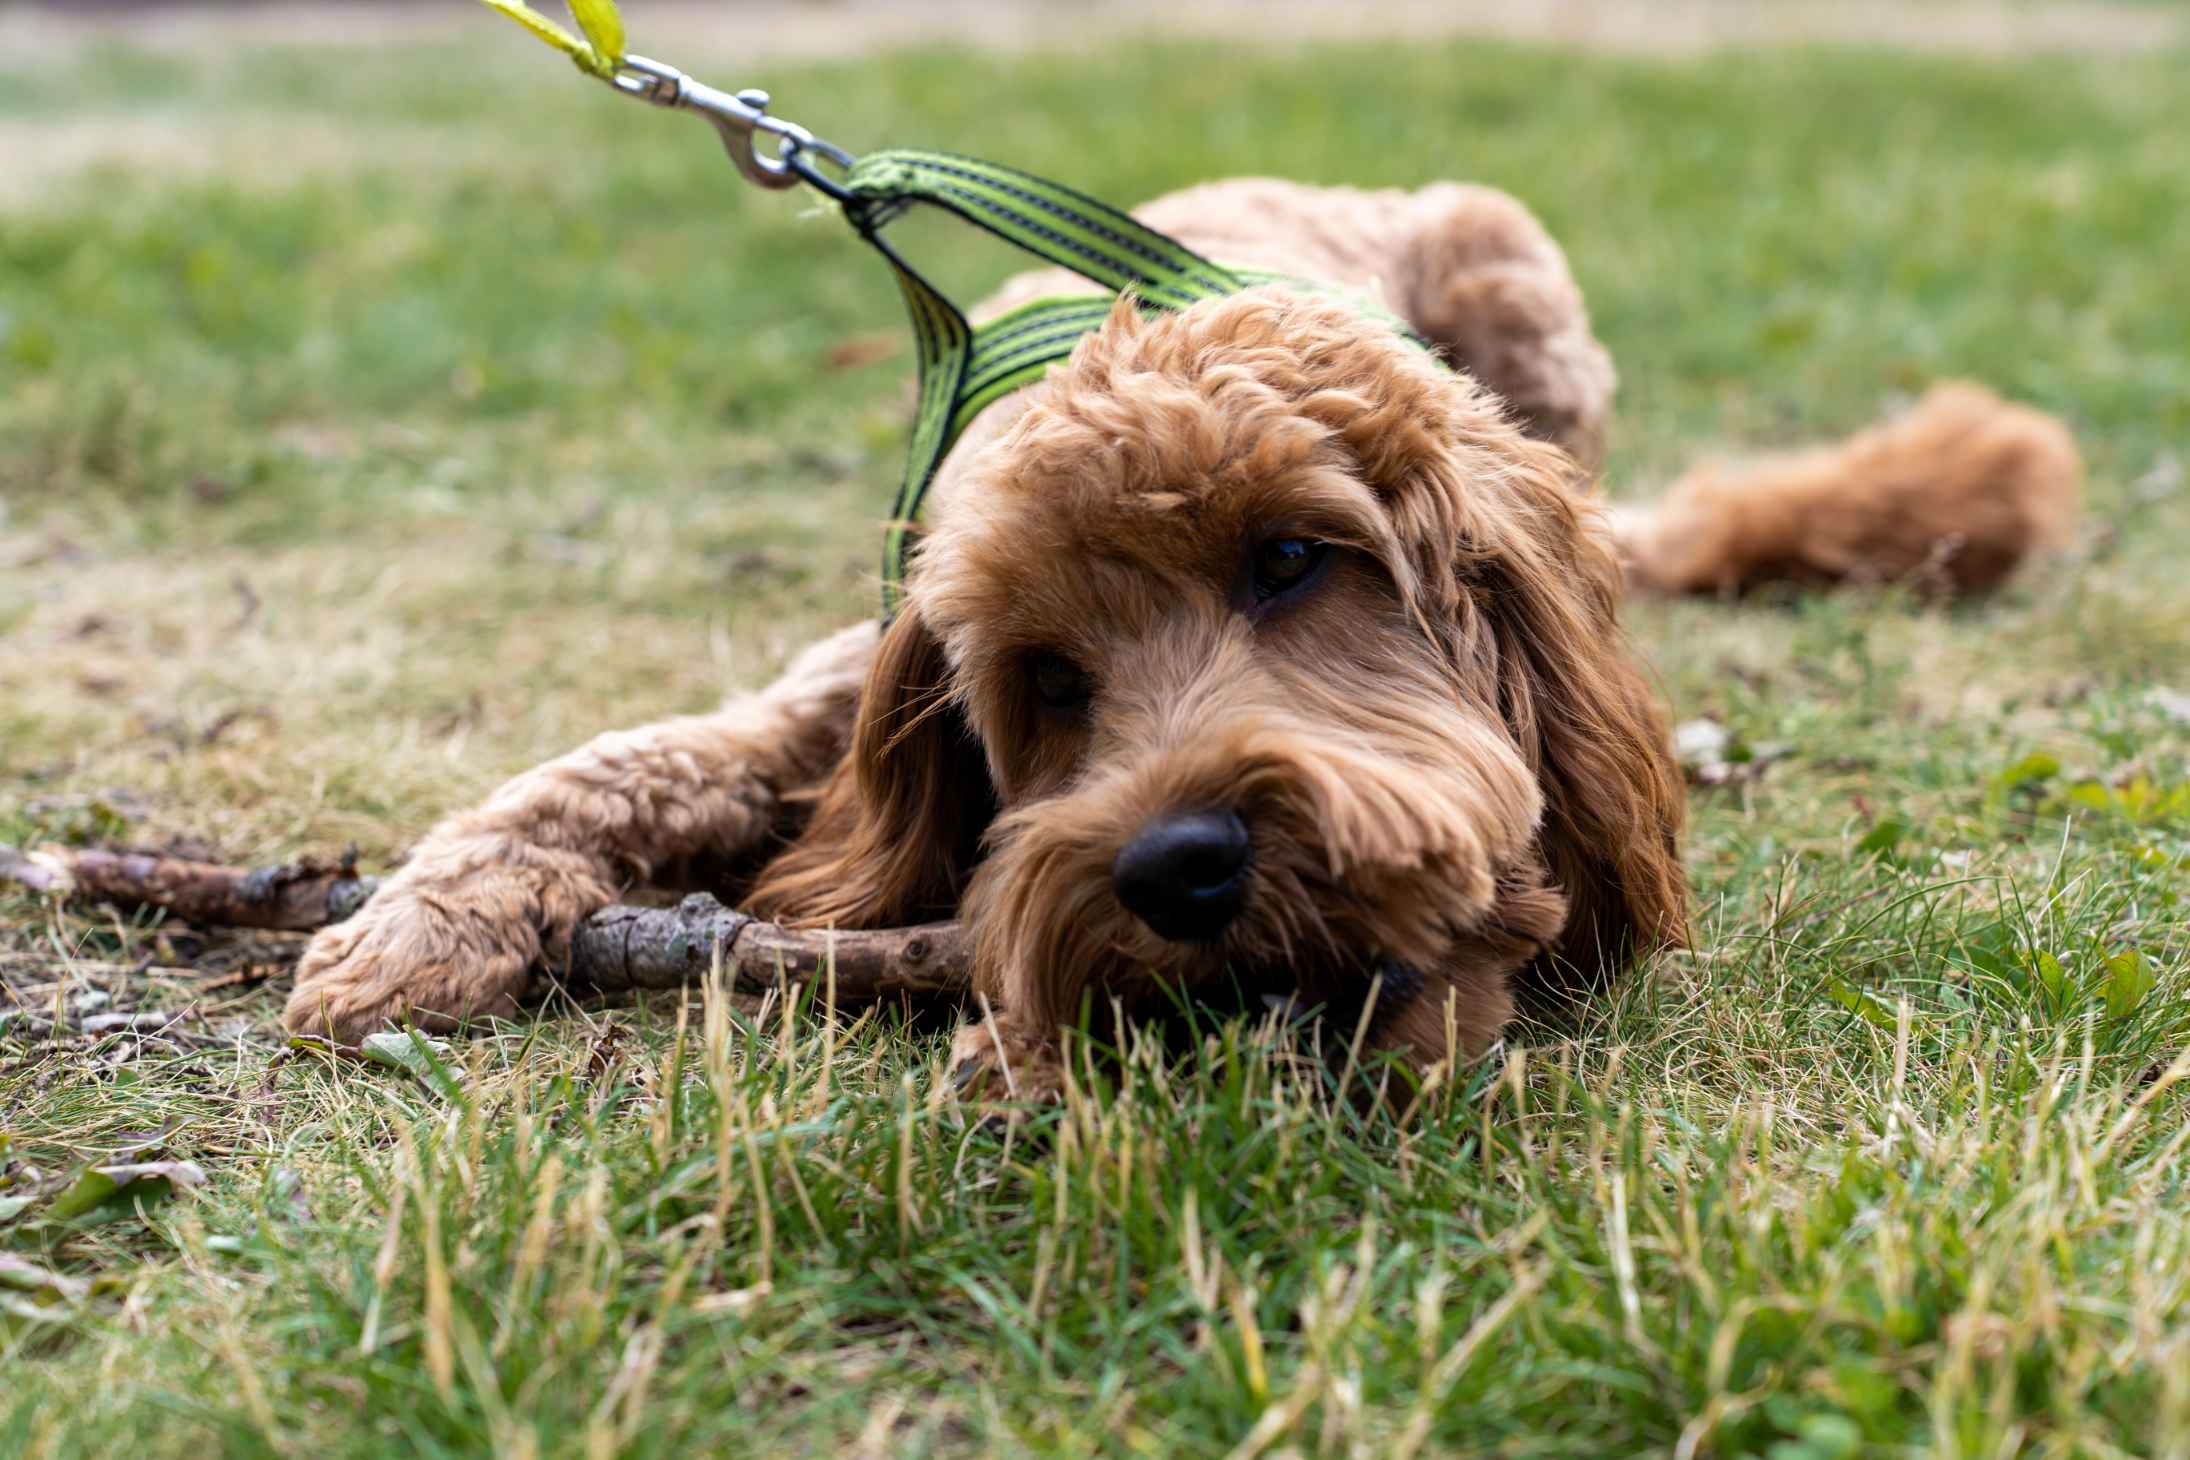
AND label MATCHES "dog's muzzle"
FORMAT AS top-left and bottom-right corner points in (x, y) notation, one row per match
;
(1111, 809), (1252, 942)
